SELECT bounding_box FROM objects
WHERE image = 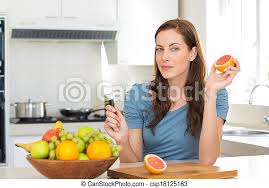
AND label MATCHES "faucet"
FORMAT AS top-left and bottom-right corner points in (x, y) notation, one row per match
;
(249, 84), (269, 105)
(264, 116), (269, 125)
